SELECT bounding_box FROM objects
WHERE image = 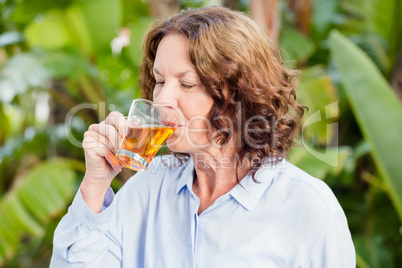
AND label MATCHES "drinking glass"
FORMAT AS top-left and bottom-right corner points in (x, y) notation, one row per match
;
(115, 99), (179, 171)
